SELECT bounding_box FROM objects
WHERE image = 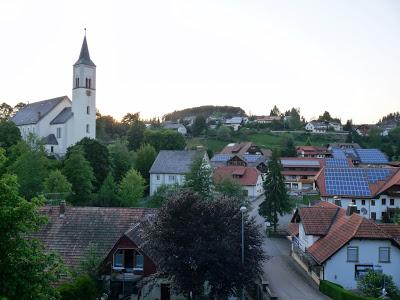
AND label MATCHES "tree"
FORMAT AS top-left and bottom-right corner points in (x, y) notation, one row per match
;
(95, 173), (120, 207)
(0, 120), (21, 150)
(305, 137), (312, 146)
(121, 112), (140, 126)
(118, 169), (146, 207)
(357, 270), (399, 299)
(58, 274), (100, 300)
(143, 191), (265, 298)
(0, 103), (13, 120)
(191, 115), (207, 136)
(0, 147), (7, 176)
(12, 102), (26, 116)
(259, 150), (291, 232)
(216, 125), (231, 141)
(67, 138), (111, 191)
(270, 105), (281, 116)
(185, 154), (214, 200)
(127, 121), (146, 151)
(8, 147), (50, 200)
(343, 119), (353, 132)
(345, 132), (353, 143)
(143, 129), (186, 151)
(287, 108), (302, 130)
(0, 174), (64, 299)
(215, 178), (246, 204)
(135, 144), (157, 183)
(43, 170), (72, 201)
(63, 147), (95, 205)
(108, 140), (135, 182)
(280, 136), (297, 157)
